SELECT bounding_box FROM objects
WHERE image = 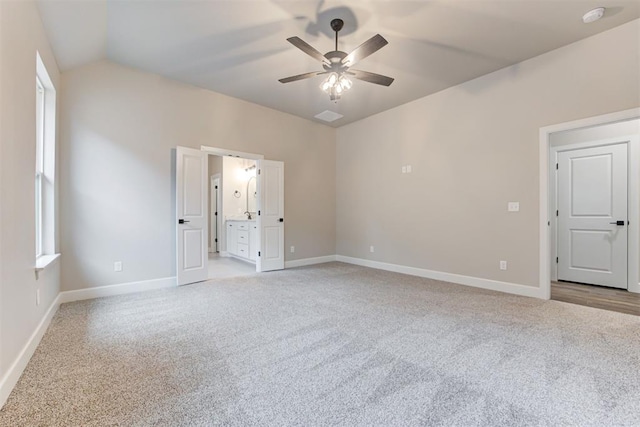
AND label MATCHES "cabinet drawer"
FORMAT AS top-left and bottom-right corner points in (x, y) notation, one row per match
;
(237, 230), (249, 242)
(236, 223), (249, 231)
(237, 243), (249, 257)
